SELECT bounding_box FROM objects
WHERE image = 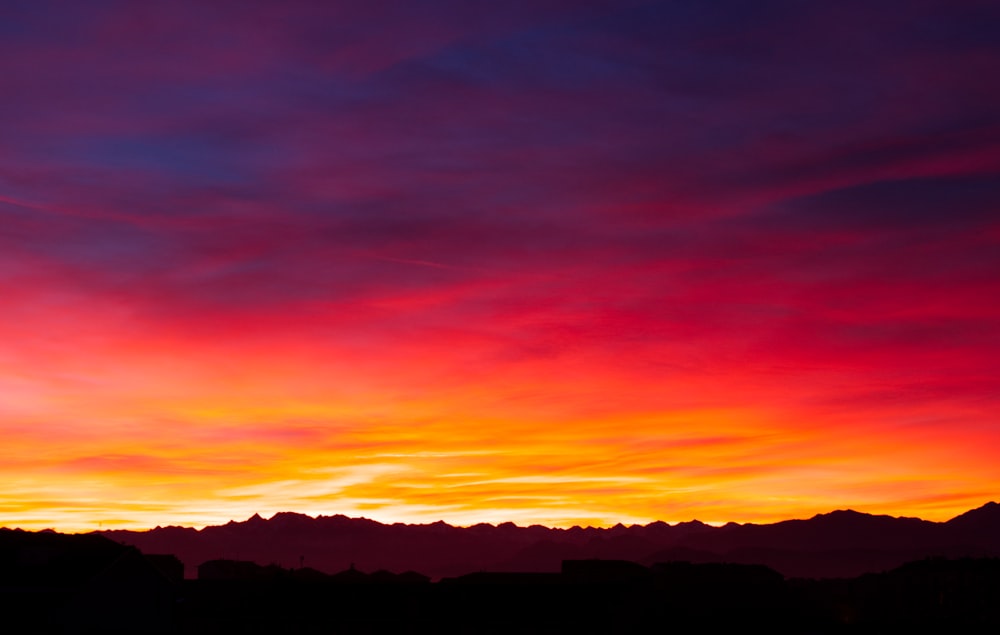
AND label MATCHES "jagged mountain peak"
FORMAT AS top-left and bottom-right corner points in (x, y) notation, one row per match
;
(675, 519), (709, 528)
(811, 508), (870, 520)
(82, 502), (1000, 581)
(806, 508), (929, 526)
(268, 511), (315, 526)
(946, 500), (1000, 526)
